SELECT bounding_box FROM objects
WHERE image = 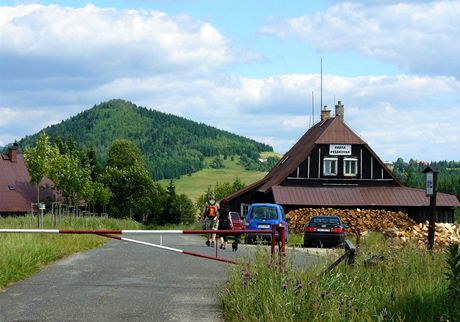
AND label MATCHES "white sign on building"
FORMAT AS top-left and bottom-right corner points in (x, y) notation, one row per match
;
(329, 144), (351, 156)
